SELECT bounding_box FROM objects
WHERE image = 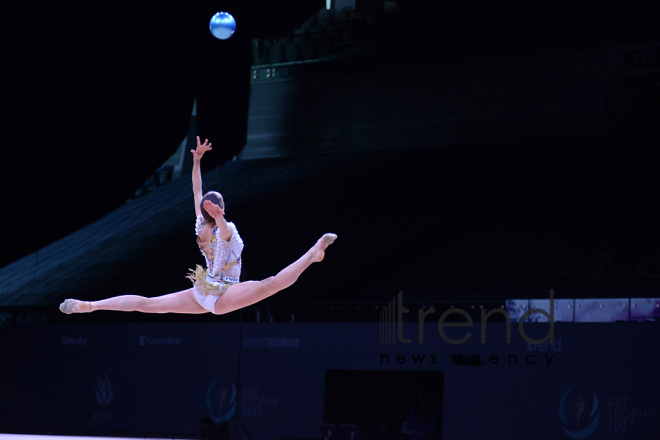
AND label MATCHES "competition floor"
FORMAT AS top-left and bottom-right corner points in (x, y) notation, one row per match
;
(0, 436), (184, 440)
